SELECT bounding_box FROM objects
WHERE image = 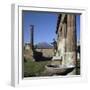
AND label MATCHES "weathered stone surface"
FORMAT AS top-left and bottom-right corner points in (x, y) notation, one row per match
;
(24, 48), (34, 61)
(66, 14), (76, 52)
(55, 14), (77, 75)
(36, 48), (54, 58)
